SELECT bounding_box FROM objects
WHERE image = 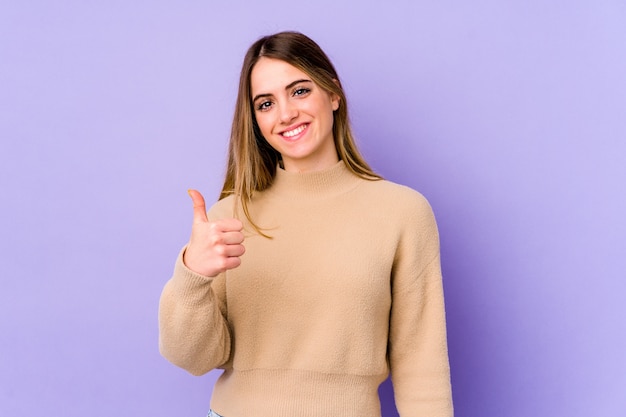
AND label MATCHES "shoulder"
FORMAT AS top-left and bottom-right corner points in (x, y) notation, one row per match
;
(206, 195), (237, 221)
(366, 180), (441, 257)
(352, 178), (439, 242)
(358, 178), (434, 217)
